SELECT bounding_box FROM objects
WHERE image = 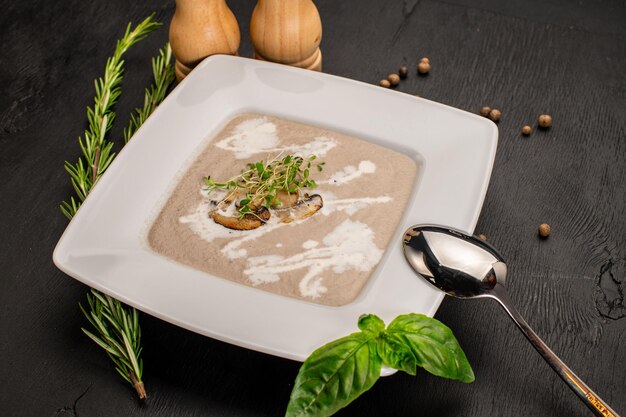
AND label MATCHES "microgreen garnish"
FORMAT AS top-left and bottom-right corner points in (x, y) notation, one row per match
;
(204, 154), (324, 217)
(285, 313), (474, 417)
